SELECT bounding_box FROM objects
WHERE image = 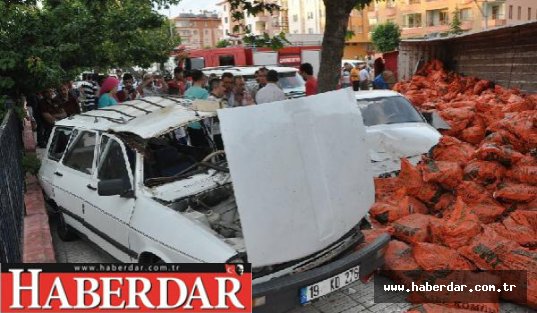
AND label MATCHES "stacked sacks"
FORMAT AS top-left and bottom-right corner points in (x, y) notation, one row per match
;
(375, 60), (537, 312)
